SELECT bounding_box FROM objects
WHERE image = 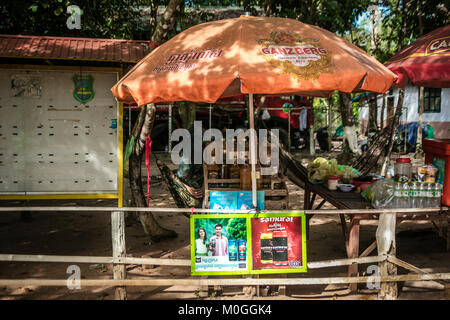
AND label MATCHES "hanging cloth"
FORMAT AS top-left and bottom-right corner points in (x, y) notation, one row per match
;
(299, 107), (307, 131)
